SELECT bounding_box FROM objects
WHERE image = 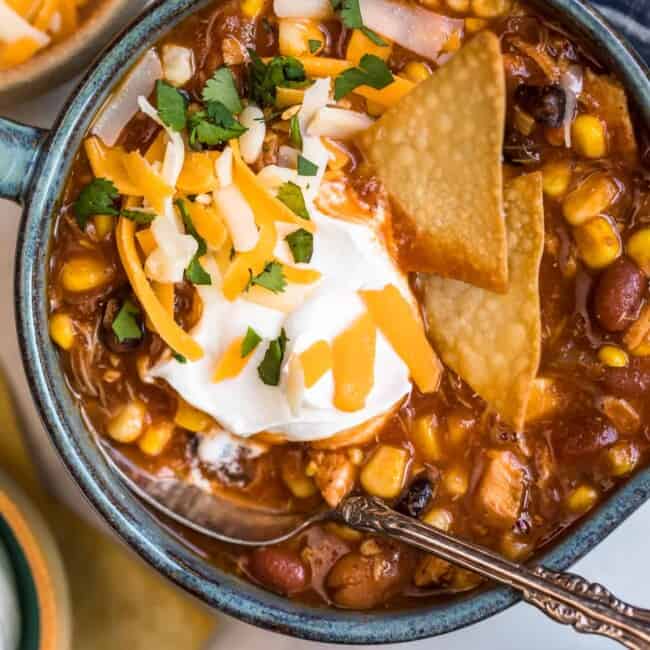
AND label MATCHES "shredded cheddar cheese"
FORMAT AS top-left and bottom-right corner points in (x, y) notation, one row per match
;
(213, 337), (252, 382)
(300, 340), (332, 388)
